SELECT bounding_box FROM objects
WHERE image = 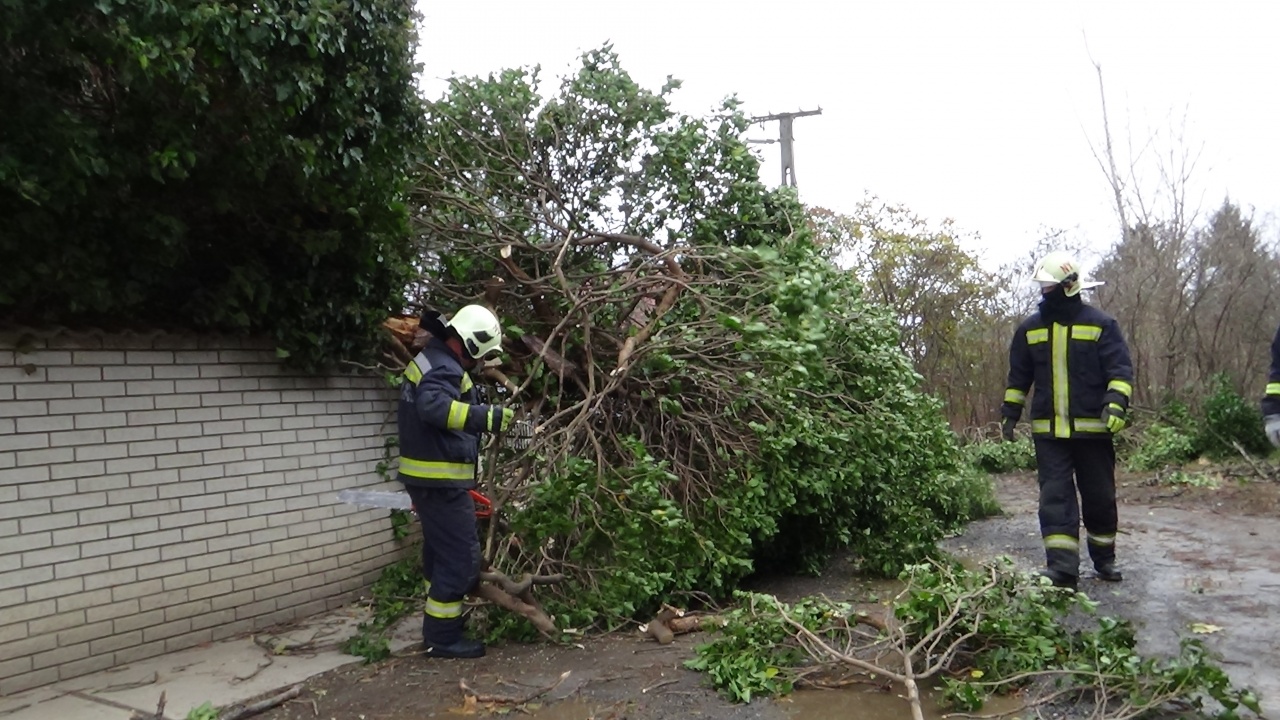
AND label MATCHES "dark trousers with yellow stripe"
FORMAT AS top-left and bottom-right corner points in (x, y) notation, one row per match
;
(1034, 437), (1118, 578)
(404, 485), (482, 646)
